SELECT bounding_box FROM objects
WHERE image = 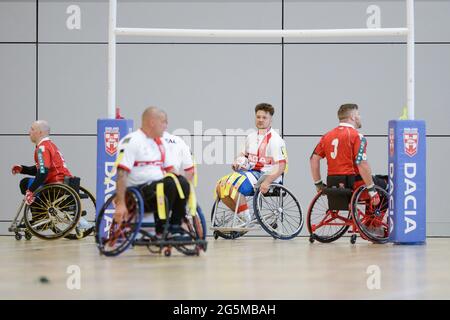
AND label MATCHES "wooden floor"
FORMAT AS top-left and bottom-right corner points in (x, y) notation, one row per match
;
(0, 235), (449, 300)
